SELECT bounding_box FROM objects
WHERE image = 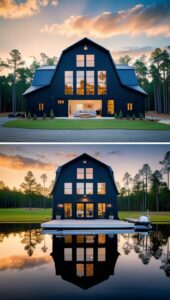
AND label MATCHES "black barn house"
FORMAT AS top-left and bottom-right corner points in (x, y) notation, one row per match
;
(52, 153), (118, 220)
(23, 37), (147, 117)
